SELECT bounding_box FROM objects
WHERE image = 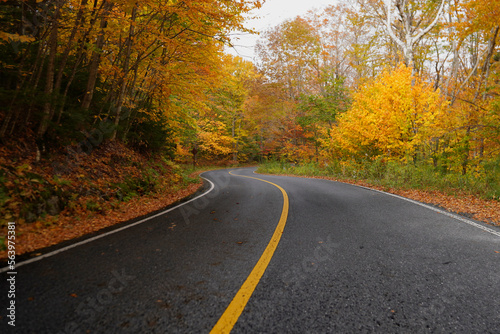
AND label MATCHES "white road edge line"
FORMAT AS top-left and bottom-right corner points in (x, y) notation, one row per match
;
(358, 184), (500, 238)
(0, 175), (215, 274)
(253, 170), (500, 239)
